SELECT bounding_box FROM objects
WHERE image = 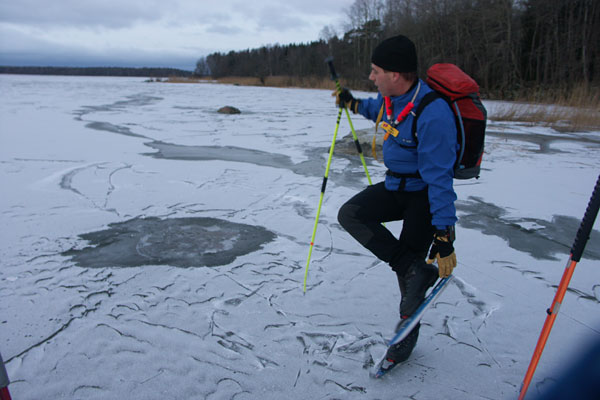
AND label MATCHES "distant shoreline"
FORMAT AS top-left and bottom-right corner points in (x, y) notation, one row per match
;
(165, 75), (339, 91)
(0, 66), (193, 78)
